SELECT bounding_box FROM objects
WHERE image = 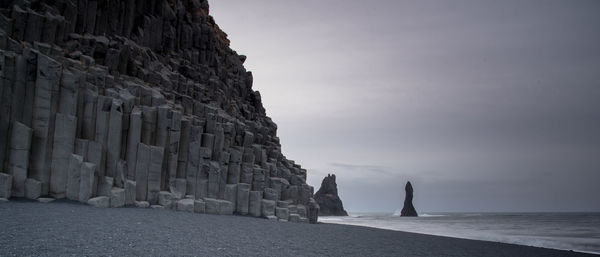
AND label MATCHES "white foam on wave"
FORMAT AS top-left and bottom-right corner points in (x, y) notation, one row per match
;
(320, 213), (600, 254)
(419, 213), (446, 217)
